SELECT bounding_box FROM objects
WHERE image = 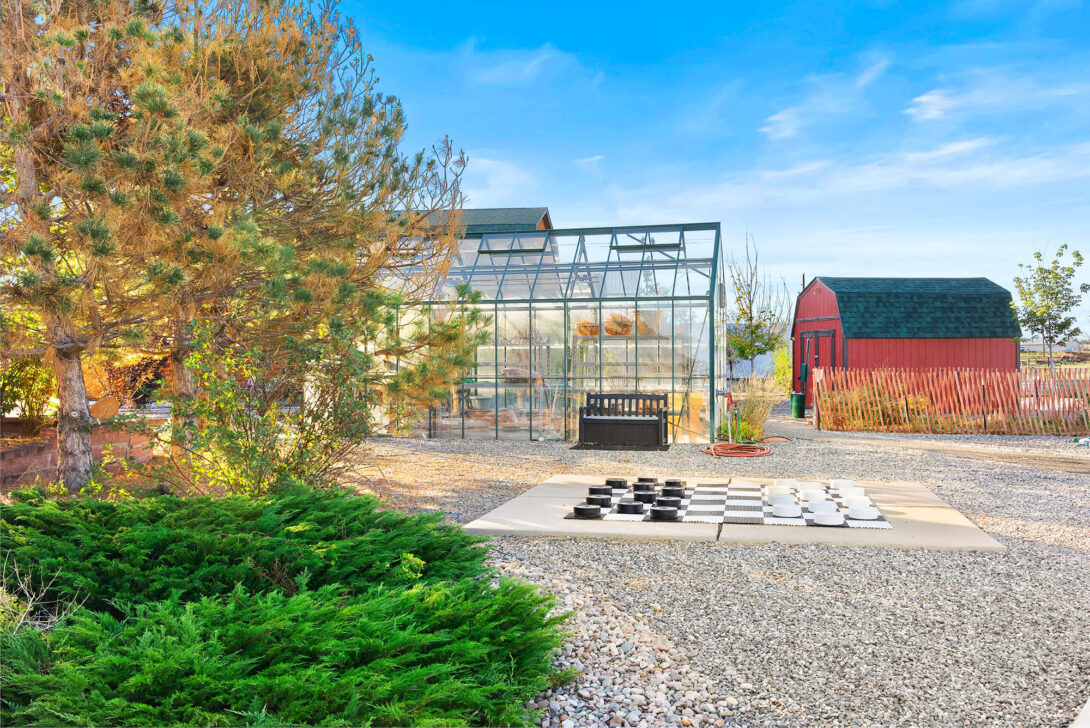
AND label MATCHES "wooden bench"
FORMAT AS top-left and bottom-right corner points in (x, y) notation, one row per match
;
(577, 393), (669, 448)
